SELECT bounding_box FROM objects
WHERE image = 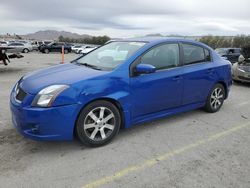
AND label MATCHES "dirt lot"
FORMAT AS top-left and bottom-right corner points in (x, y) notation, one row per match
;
(0, 53), (250, 188)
